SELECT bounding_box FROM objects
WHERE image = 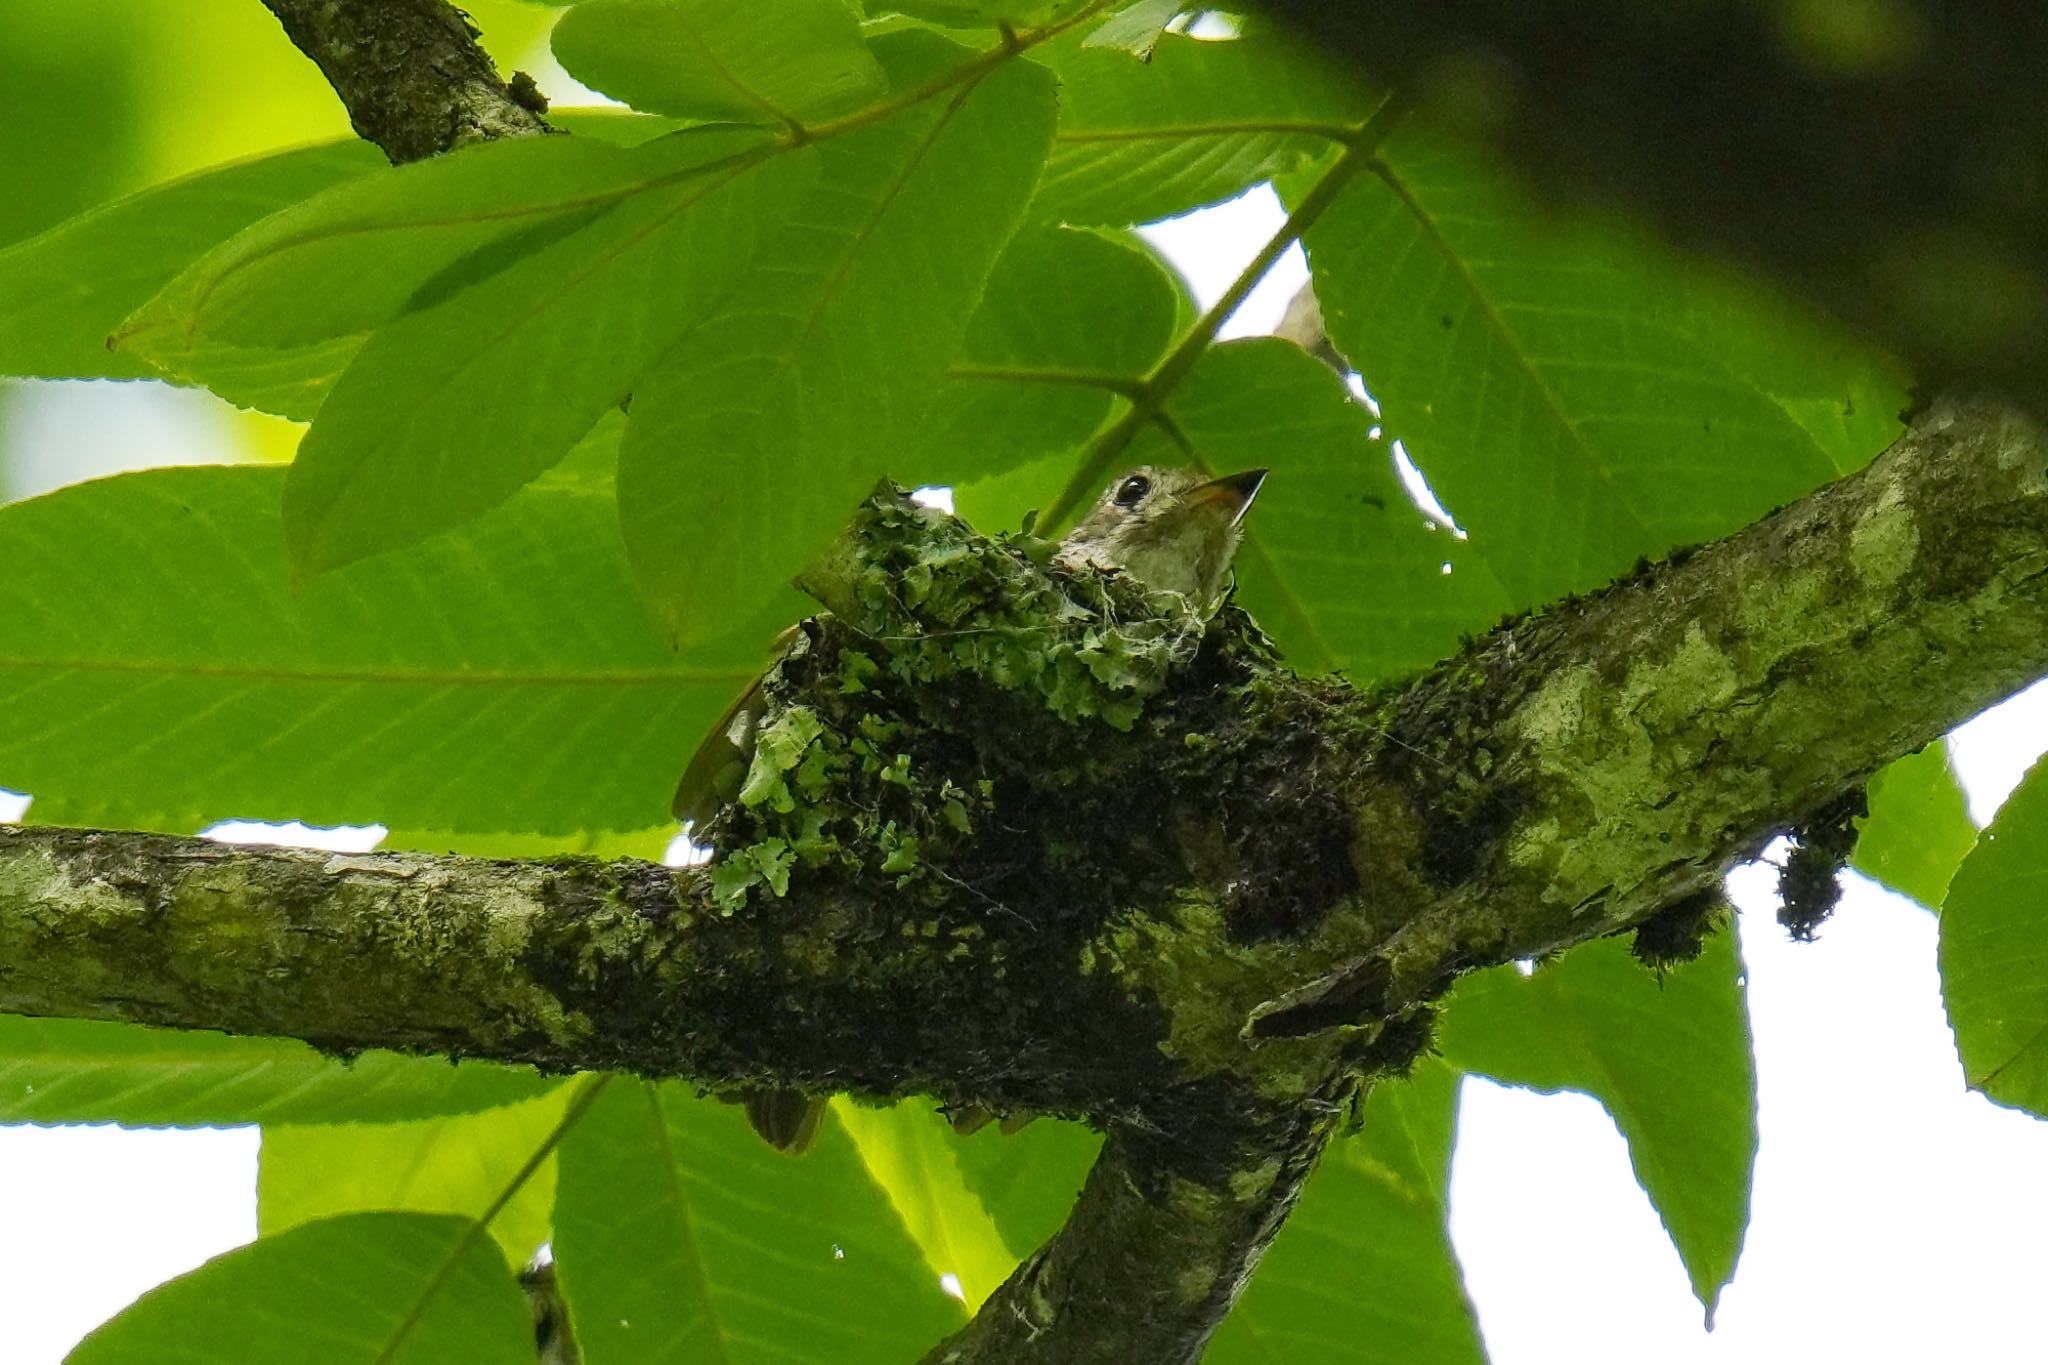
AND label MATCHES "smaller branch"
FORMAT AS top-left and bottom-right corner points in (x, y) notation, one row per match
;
(261, 0), (553, 164)
(923, 1104), (1341, 1365)
(1042, 96), (1408, 529)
